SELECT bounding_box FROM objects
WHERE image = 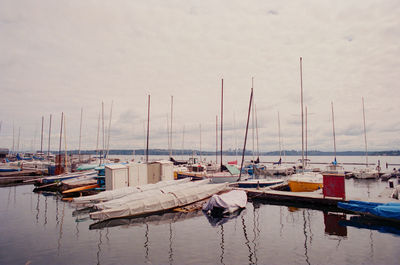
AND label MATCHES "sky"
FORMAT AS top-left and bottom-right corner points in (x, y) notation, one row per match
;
(0, 0), (399, 153)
